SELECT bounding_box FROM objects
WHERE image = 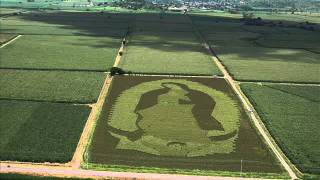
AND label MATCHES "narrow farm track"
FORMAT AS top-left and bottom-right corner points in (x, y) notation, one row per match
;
(187, 16), (298, 179)
(0, 35), (22, 48)
(70, 36), (127, 168)
(238, 81), (320, 87)
(69, 76), (112, 168)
